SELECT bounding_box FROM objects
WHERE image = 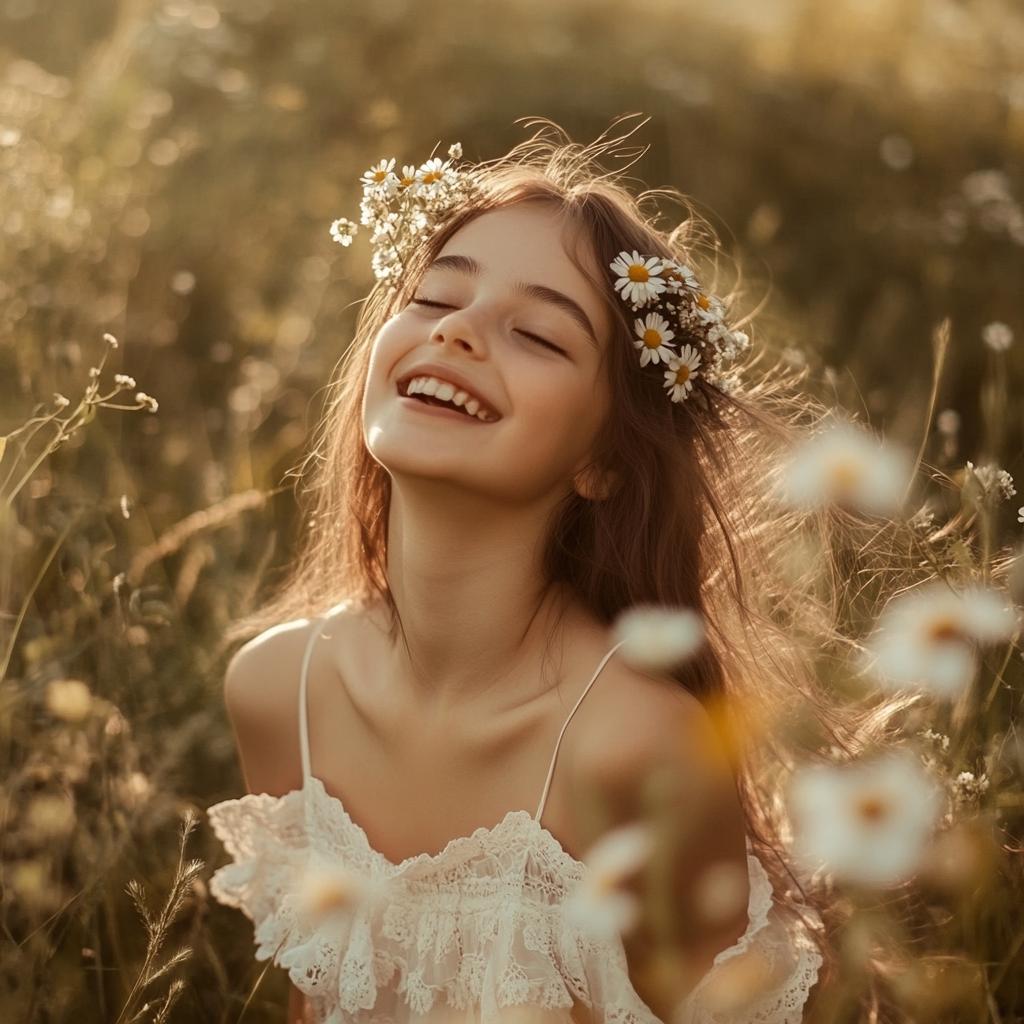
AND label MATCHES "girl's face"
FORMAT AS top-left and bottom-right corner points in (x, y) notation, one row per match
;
(362, 203), (613, 506)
